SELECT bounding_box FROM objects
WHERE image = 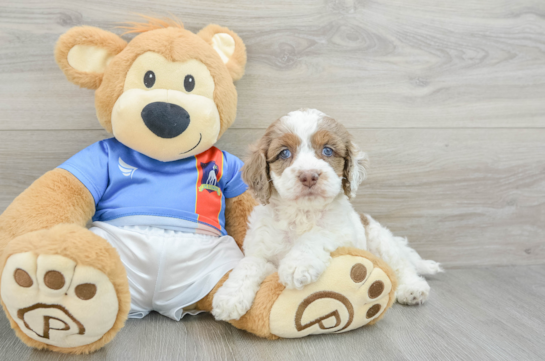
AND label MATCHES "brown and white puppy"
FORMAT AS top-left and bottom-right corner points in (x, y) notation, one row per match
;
(212, 109), (442, 321)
